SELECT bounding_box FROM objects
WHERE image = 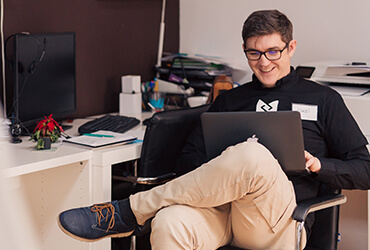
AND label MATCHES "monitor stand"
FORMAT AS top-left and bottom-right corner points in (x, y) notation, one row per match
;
(11, 136), (22, 143)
